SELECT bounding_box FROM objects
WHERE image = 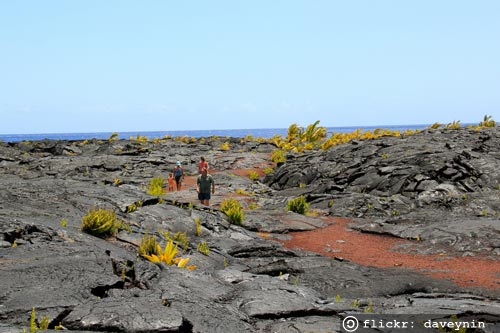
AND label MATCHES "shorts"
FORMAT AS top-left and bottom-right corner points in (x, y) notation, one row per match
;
(175, 176), (182, 184)
(198, 192), (211, 200)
